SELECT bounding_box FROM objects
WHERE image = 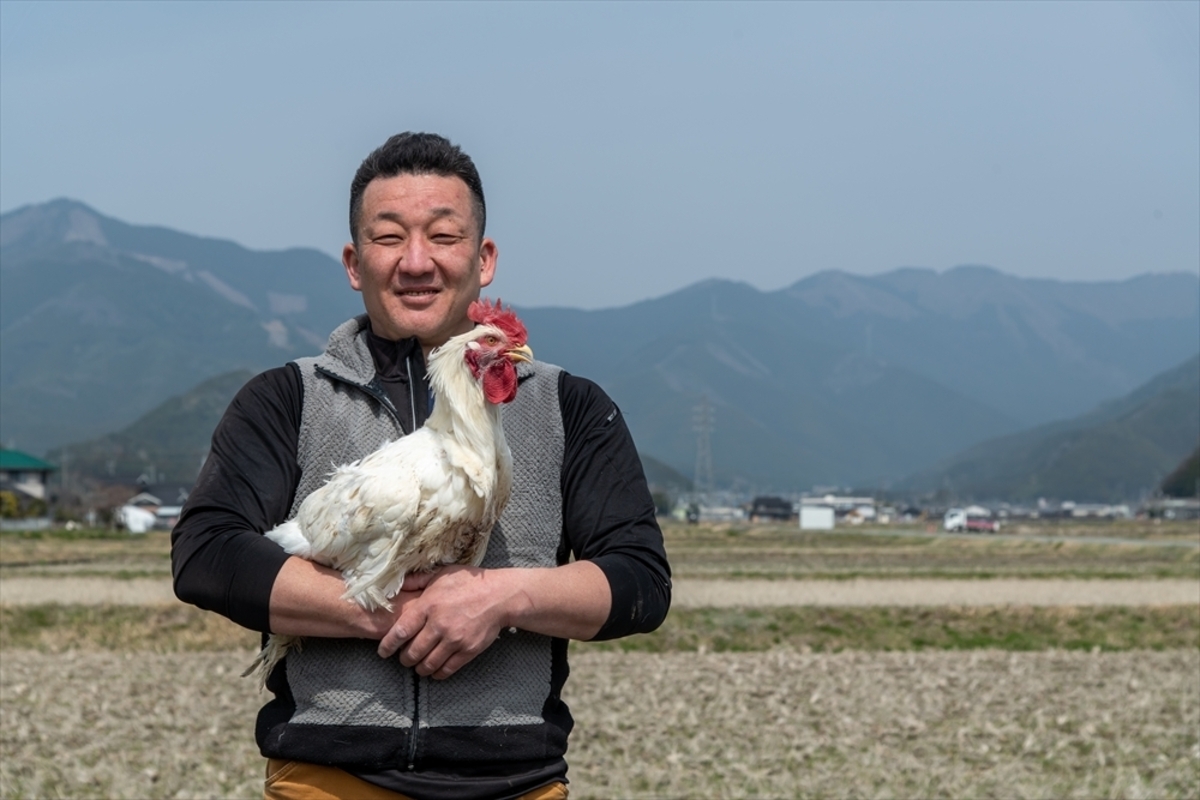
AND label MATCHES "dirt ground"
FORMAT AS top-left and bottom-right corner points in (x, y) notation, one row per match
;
(3, 572), (1197, 798)
(1, 648), (1196, 799)
(2, 575), (1197, 607)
